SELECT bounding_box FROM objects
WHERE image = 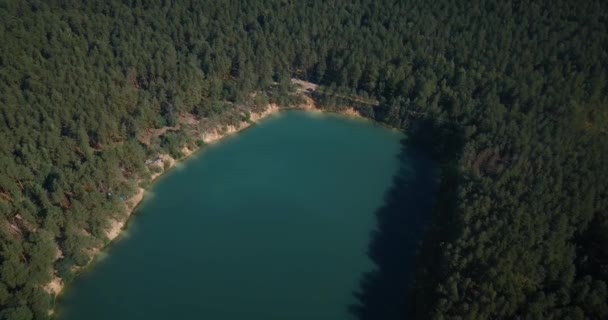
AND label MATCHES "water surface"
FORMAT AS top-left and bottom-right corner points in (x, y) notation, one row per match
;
(58, 111), (429, 320)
